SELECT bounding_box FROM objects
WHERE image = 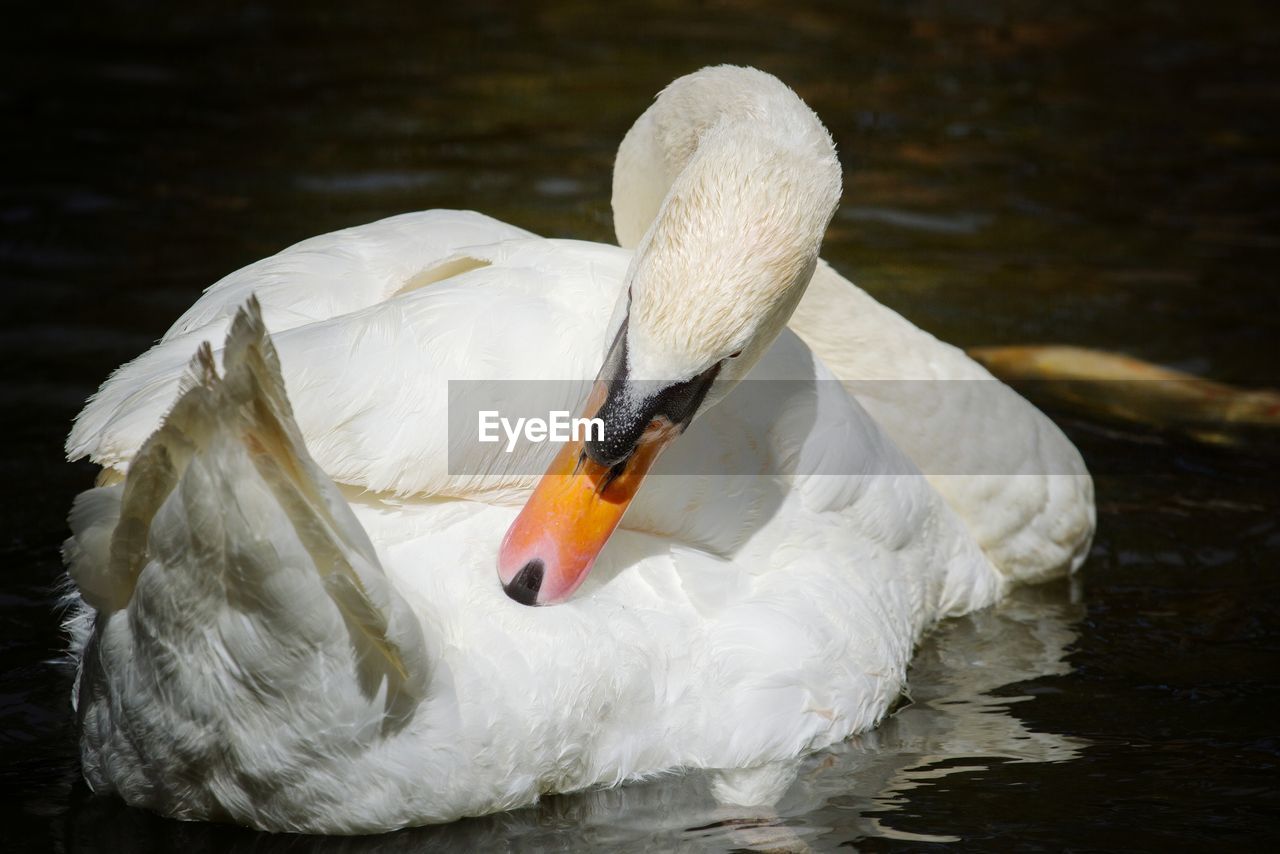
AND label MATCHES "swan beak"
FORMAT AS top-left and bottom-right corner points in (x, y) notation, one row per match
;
(497, 381), (679, 606)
